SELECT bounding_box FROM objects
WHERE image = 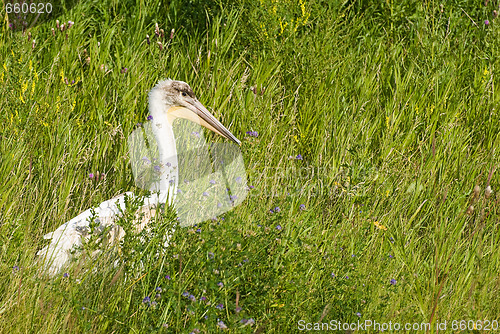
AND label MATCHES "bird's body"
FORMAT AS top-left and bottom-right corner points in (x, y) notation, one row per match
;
(37, 80), (241, 276)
